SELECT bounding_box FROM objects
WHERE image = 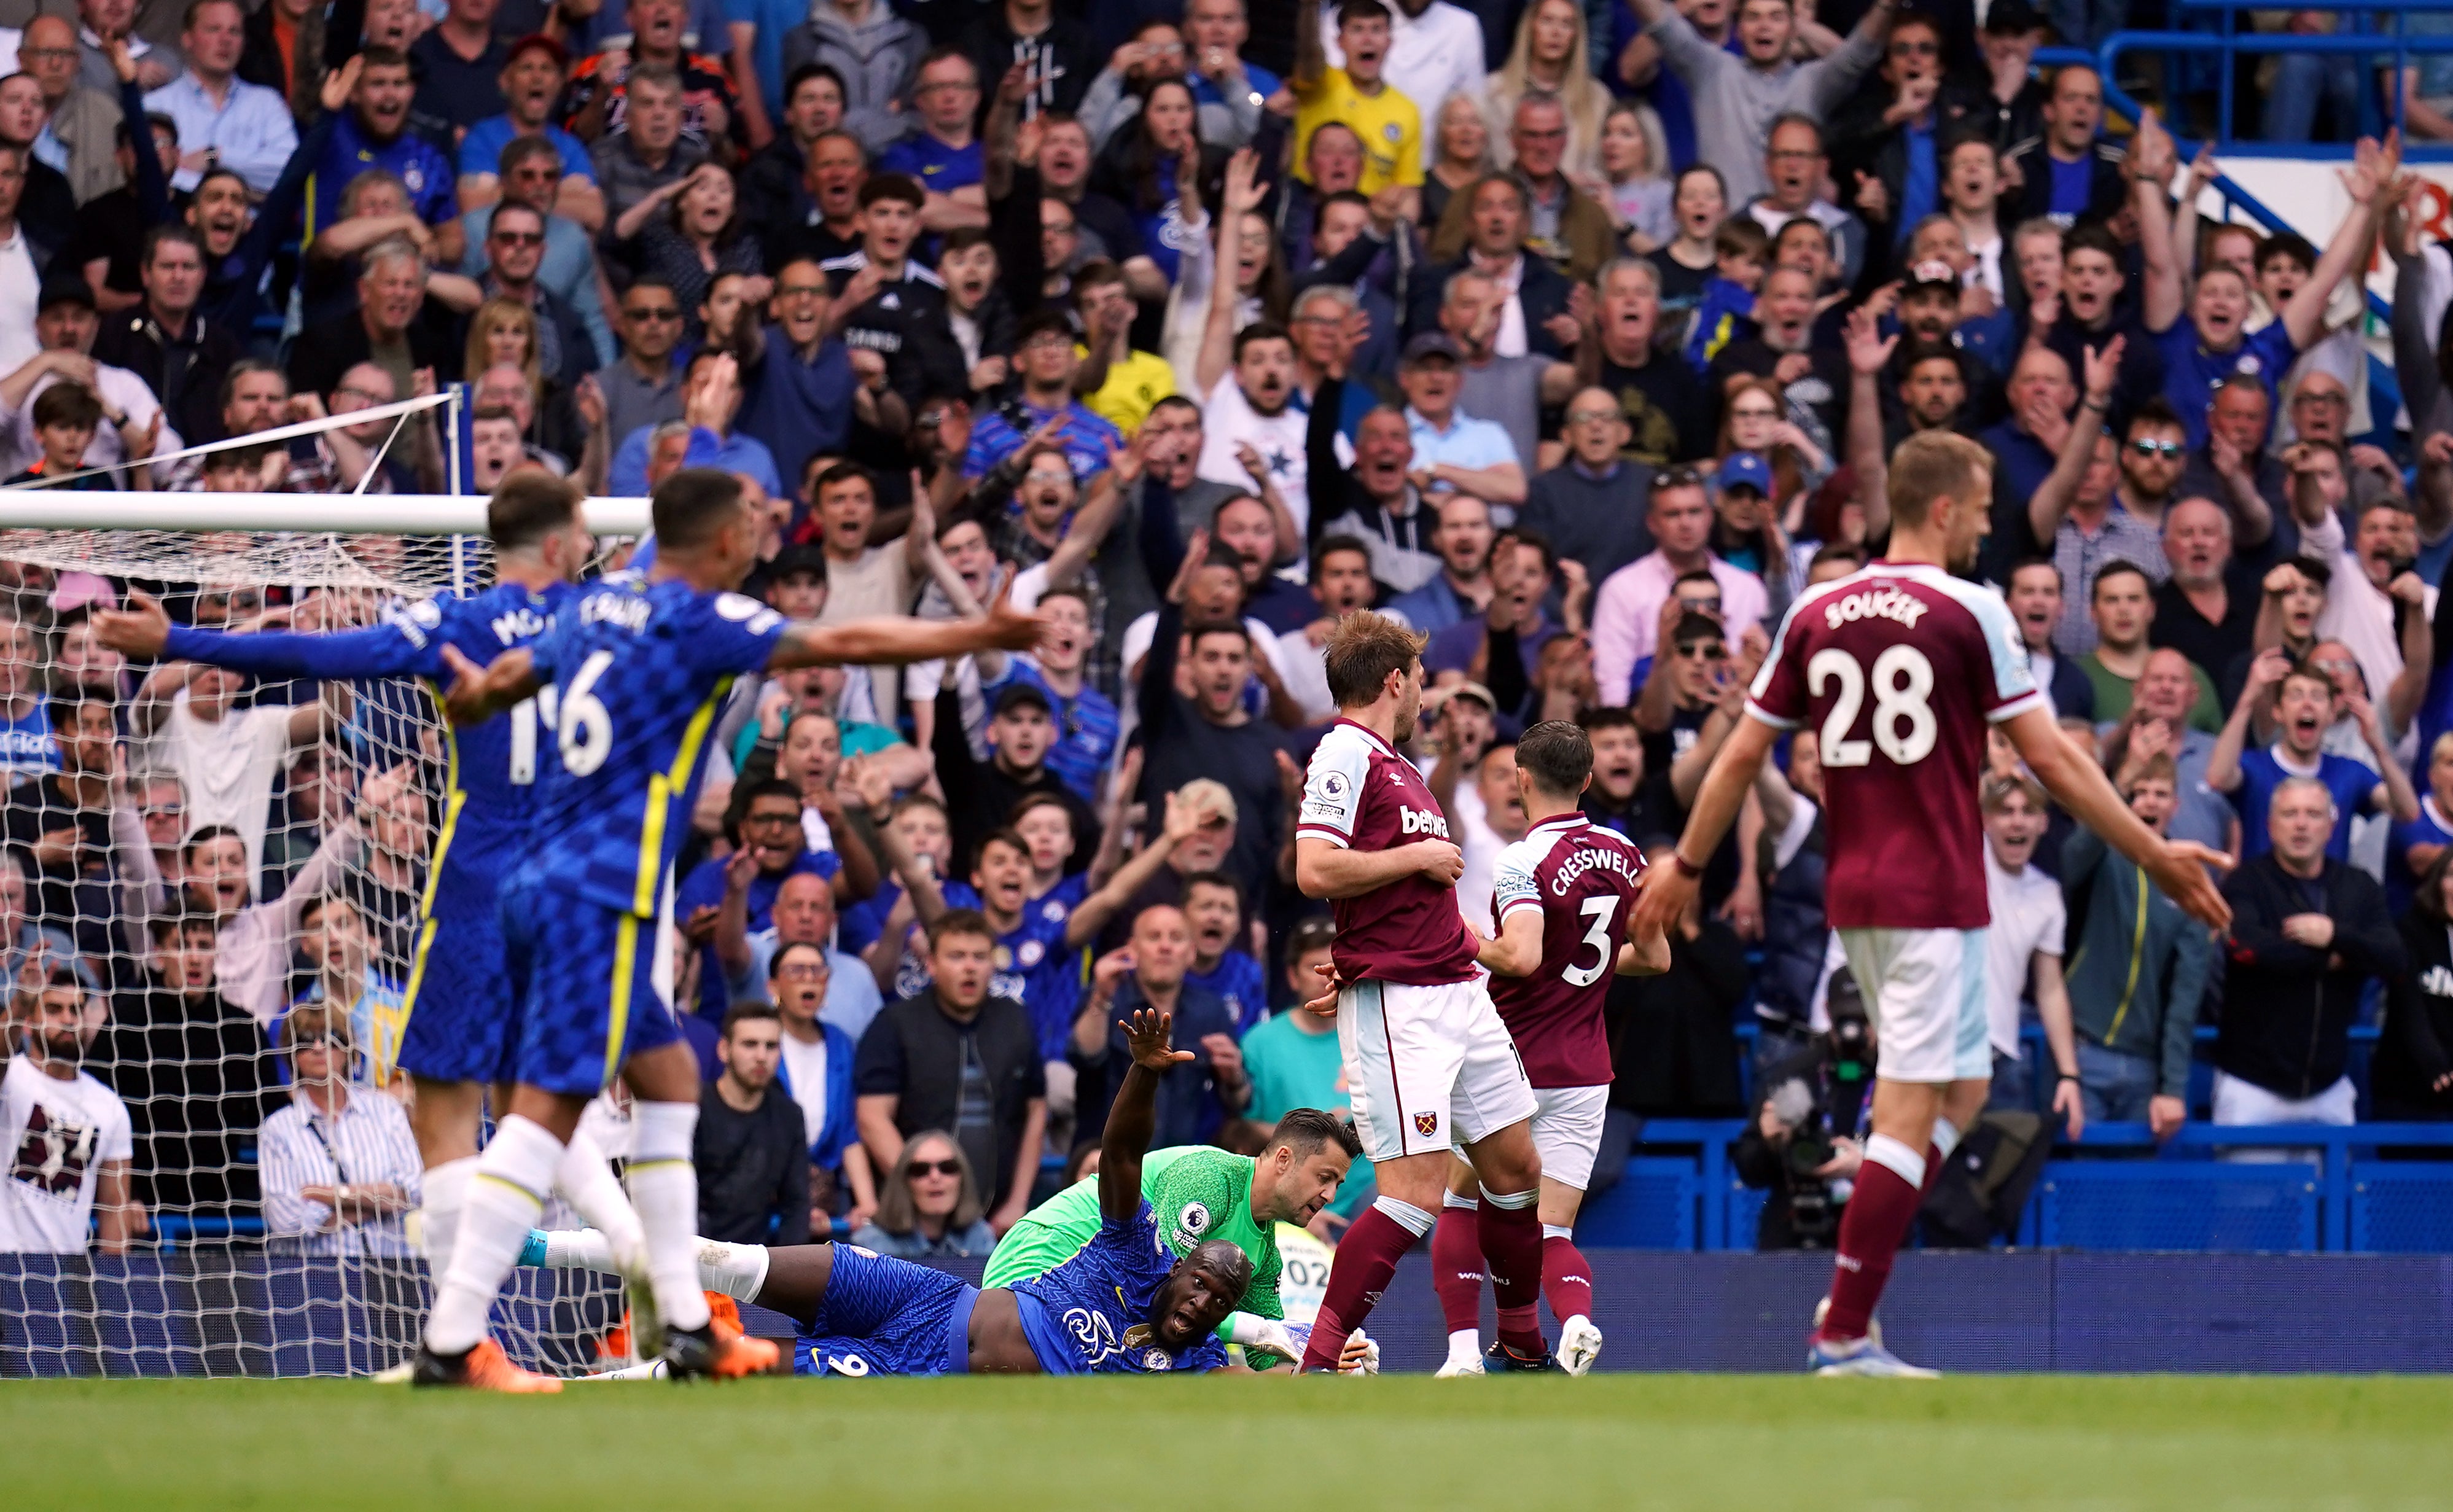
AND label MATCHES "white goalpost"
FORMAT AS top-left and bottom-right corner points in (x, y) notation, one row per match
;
(0, 488), (653, 1379)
